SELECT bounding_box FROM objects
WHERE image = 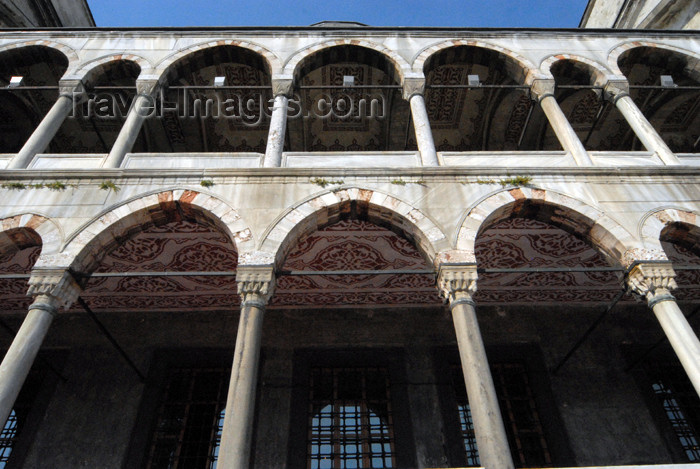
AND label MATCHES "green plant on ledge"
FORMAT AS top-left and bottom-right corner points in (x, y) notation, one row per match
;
(310, 177), (344, 188)
(99, 180), (121, 192)
(45, 181), (67, 191)
(200, 180), (214, 188)
(474, 176), (532, 187)
(391, 178), (426, 186)
(1, 182), (26, 190)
